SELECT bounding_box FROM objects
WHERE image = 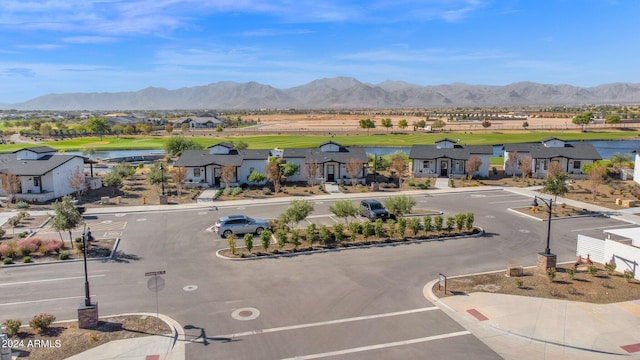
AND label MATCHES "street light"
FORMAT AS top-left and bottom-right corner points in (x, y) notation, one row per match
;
(82, 227), (92, 306)
(160, 163), (165, 196)
(531, 196), (553, 255)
